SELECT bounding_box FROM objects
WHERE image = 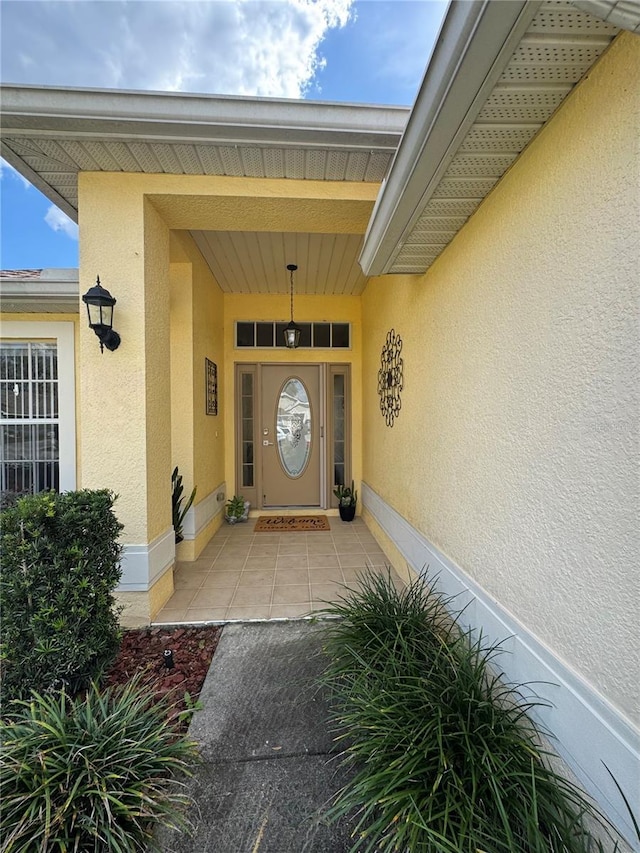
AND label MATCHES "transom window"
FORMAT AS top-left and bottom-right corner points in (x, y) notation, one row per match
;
(0, 341), (59, 495)
(235, 322), (350, 349)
